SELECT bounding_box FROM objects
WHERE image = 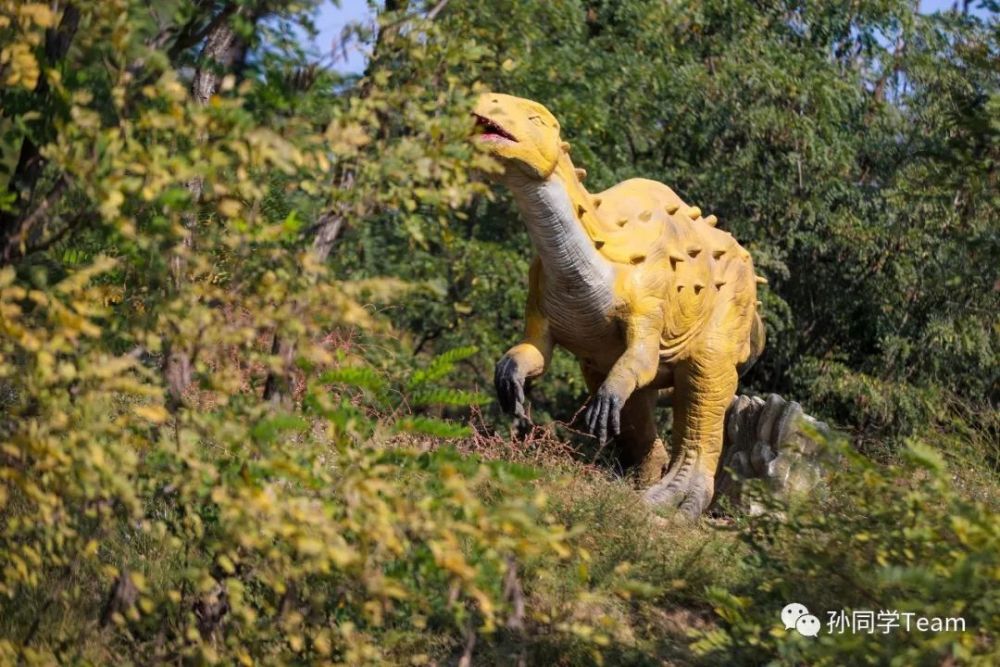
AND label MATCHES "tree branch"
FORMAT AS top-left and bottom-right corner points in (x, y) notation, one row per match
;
(426, 0), (450, 21)
(2, 176), (69, 262)
(0, 4), (81, 257)
(168, 2), (239, 61)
